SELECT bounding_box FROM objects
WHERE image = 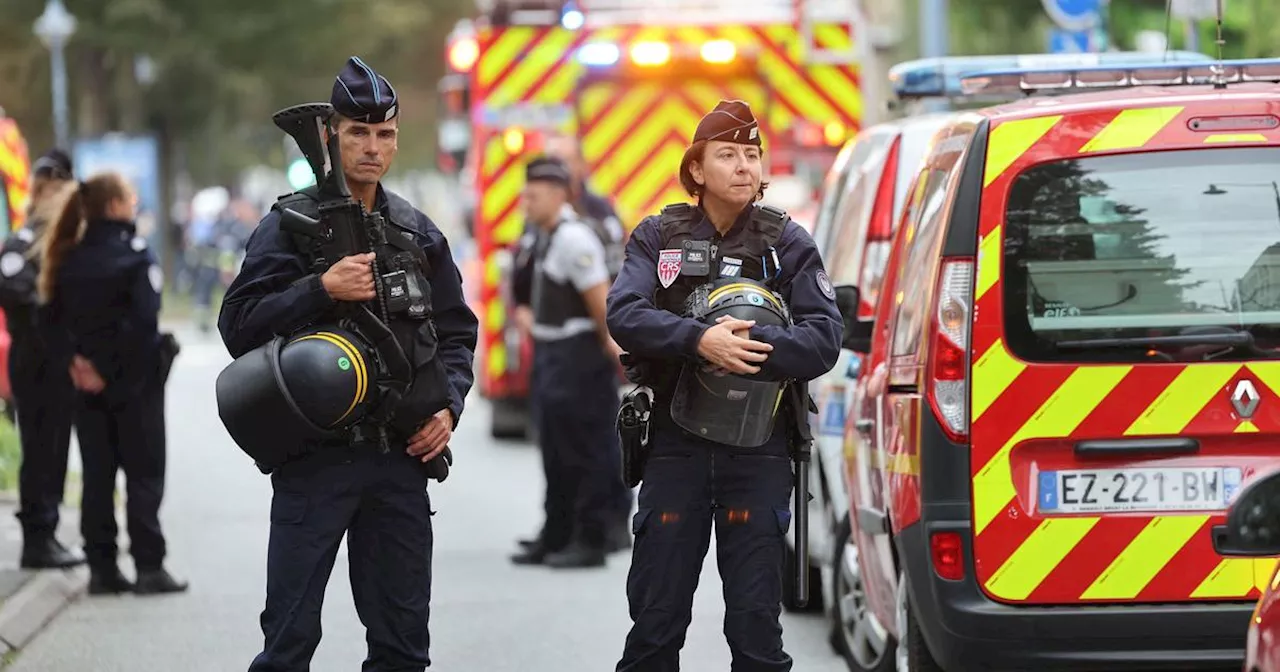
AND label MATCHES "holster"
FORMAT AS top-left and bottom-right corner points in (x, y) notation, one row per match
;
(618, 385), (654, 488)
